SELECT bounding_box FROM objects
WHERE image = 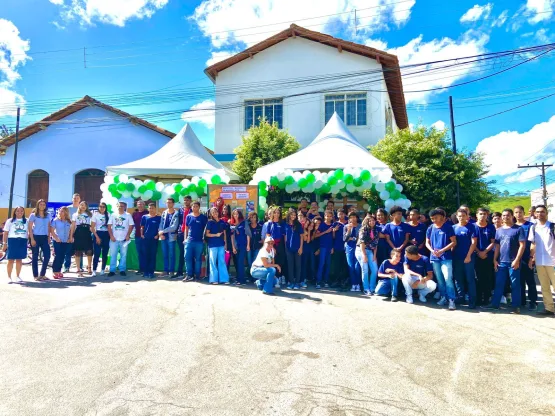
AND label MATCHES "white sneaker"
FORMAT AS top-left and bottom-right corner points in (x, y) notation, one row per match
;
(100, 270), (105, 276)
(406, 295), (414, 304)
(91, 271), (96, 277)
(437, 296), (447, 306)
(433, 292), (441, 300)
(500, 296), (507, 305)
(350, 285), (357, 292)
(275, 282), (281, 289)
(448, 299), (456, 310)
(419, 294), (427, 303)
(355, 285), (360, 291)
(280, 277), (286, 285)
